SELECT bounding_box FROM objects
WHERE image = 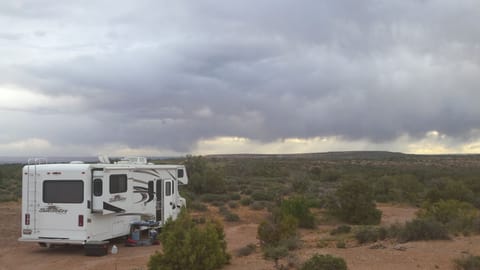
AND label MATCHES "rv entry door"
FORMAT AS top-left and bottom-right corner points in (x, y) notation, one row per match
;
(163, 180), (174, 221)
(155, 179), (162, 222)
(92, 170), (104, 213)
